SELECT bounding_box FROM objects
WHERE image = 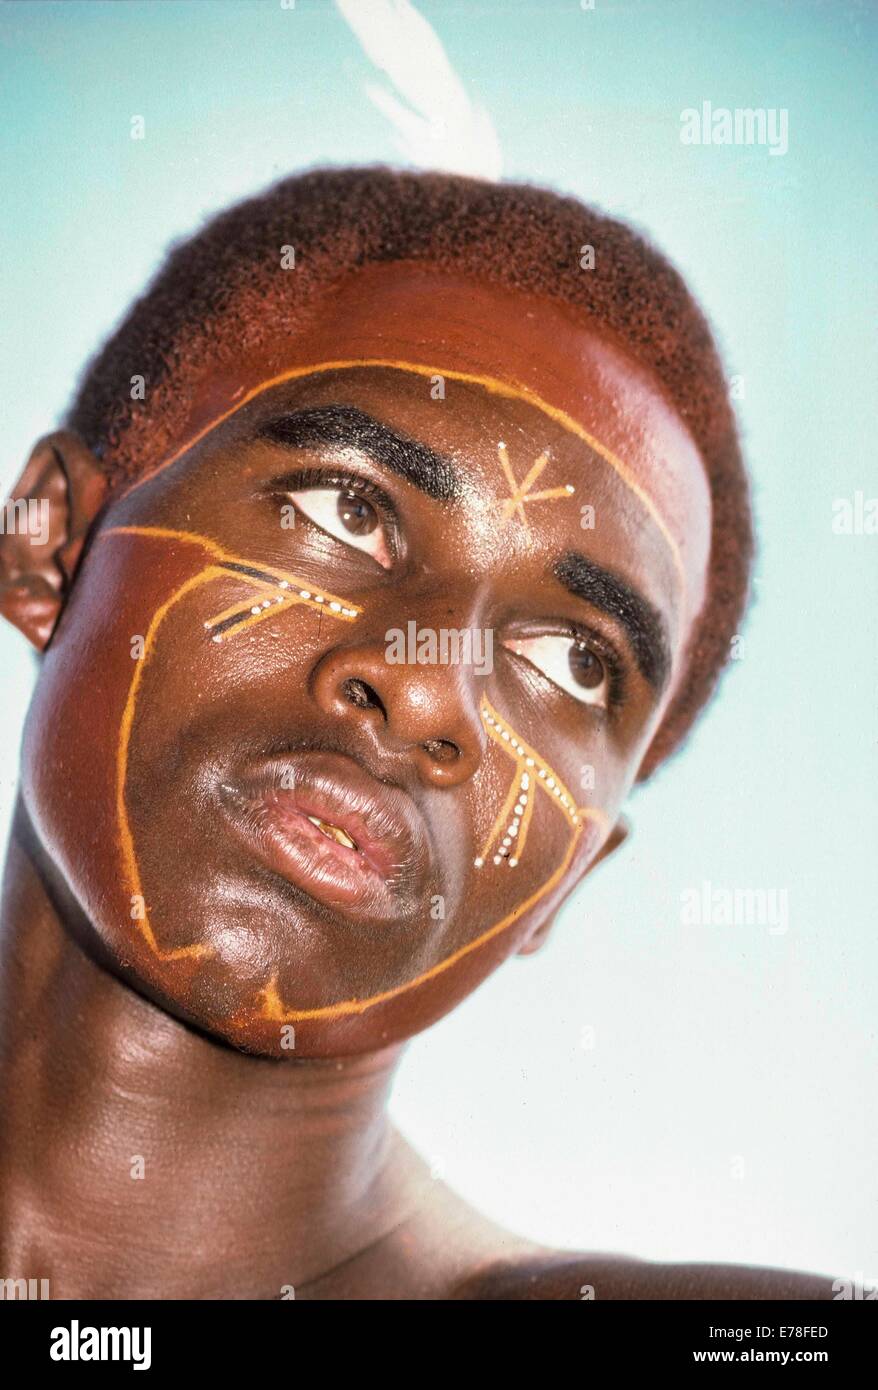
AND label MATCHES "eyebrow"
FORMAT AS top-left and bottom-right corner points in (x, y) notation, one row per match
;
(554, 551), (672, 691)
(257, 406), (671, 688)
(257, 405), (461, 501)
